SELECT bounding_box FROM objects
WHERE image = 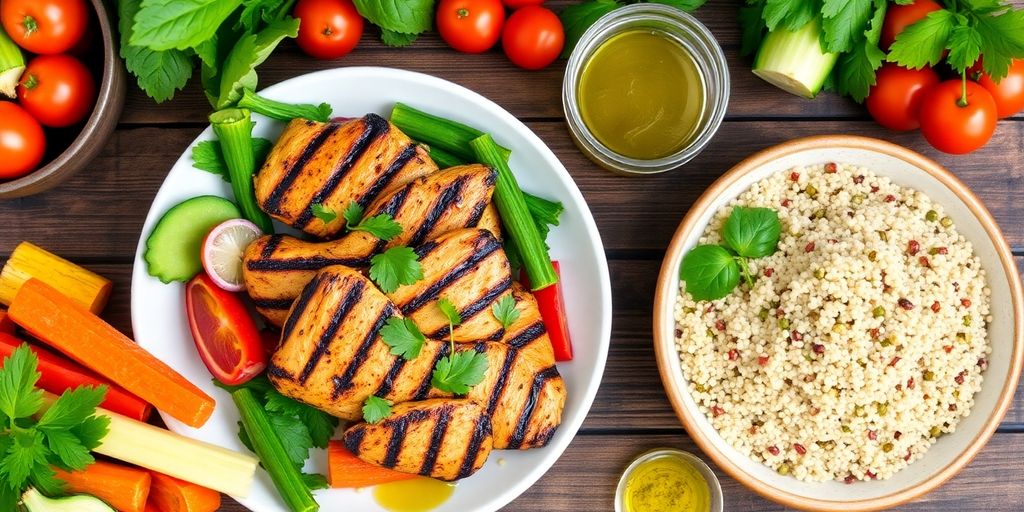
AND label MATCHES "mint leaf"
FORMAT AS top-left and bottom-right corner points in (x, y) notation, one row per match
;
(491, 295), (520, 329)
(38, 386), (108, 431)
(763, 0), (816, 31)
(431, 351), (489, 395)
(381, 29), (418, 47)
(362, 396), (392, 424)
(216, 17), (300, 108)
(118, 0), (193, 103)
(947, 23), (983, 74)
(559, 0), (622, 58)
(679, 245), (741, 301)
(380, 317), (426, 360)
(0, 344), (44, 422)
(821, 0), (873, 53)
(739, 1), (767, 57)
(887, 9), (955, 69)
(437, 298), (463, 327)
(369, 246), (423, 293)
(131, 0), (243, 51)
(353, 0), (435, 34)
(311, 204), (337, 224)
(192, 138), (272, 181)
